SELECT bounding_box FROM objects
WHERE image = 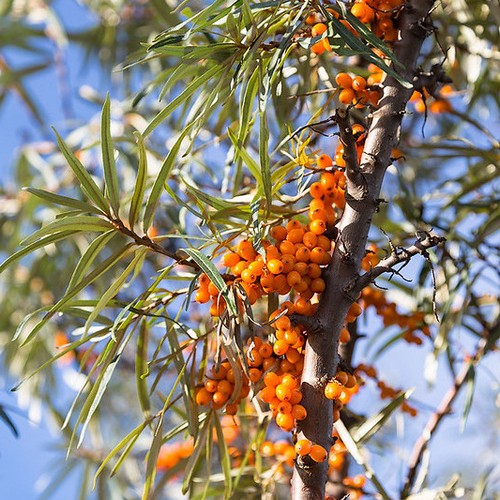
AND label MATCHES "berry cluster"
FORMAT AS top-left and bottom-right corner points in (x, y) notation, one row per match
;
(410, 85), (453, 114)
(361, 287), (430, 344)
(343, 474), (367, 500)
(356, 363), (418, 416)
(156, 439), (194, 471)
(335, 72), (380, 108)
(195, 358), (251, 414)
